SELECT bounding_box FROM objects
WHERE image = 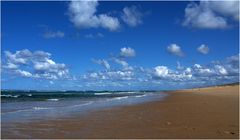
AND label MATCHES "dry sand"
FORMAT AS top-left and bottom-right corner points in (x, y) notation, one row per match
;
(2, 85), (239, 139)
